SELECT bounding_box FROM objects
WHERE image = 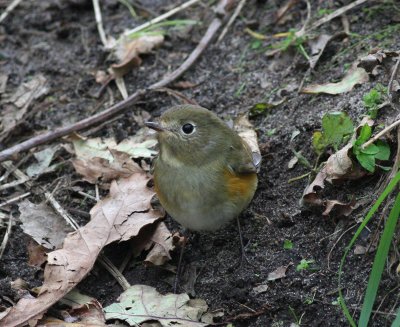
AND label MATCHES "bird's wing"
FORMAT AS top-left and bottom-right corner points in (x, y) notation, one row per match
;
(227, 139), (258, 175)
